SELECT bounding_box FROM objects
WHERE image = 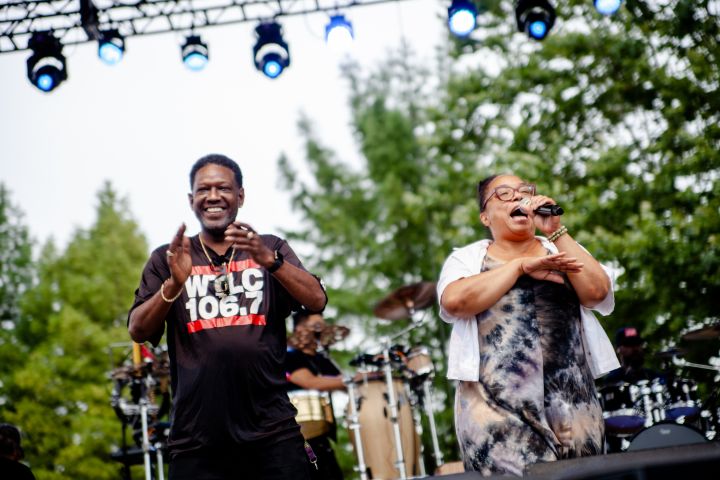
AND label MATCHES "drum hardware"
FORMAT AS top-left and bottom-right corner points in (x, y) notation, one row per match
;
(381, 337), (409, 480)
(344, 377), (369, 480)
(681, 324), (720, 341)
(671, 355), (720, 373)
(109, 343), (169, 480)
